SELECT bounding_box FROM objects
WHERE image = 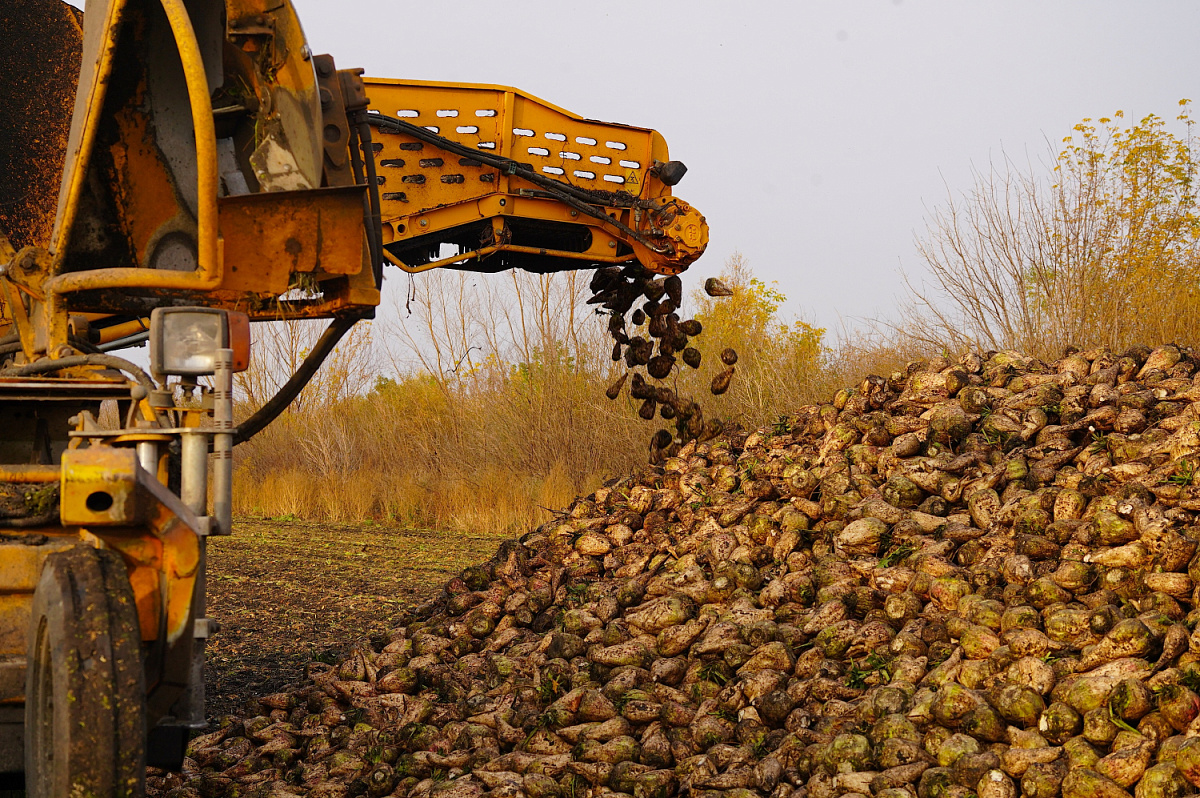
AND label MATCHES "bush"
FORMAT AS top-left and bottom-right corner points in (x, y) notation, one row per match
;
(230, 256), (869, 529)
(906, 100), (1200, 360)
